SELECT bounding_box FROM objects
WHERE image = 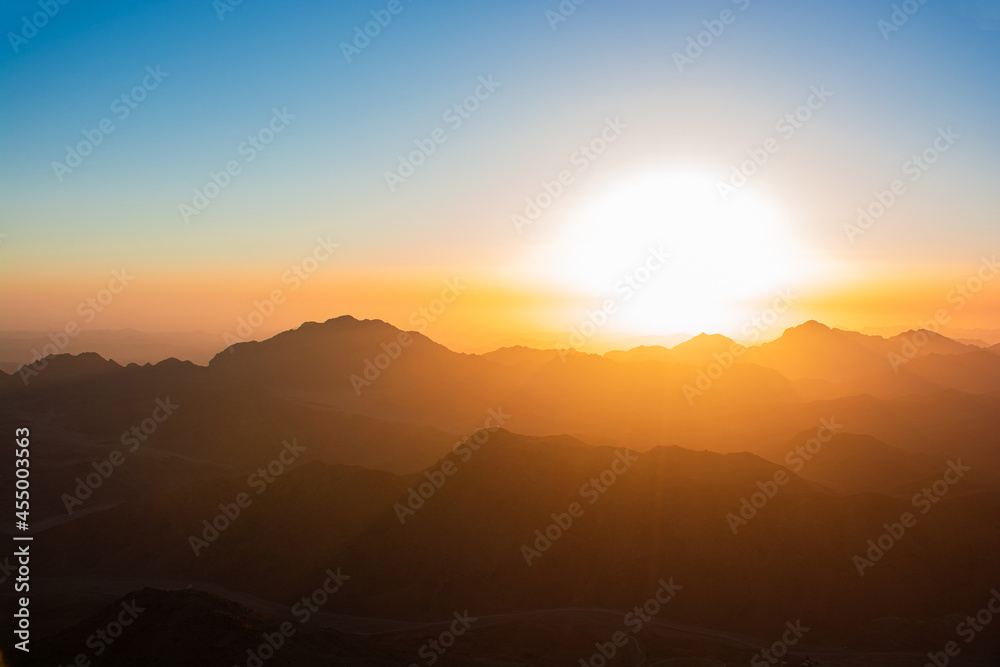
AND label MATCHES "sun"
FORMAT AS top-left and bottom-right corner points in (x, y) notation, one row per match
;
(531, 170), (811, 335)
